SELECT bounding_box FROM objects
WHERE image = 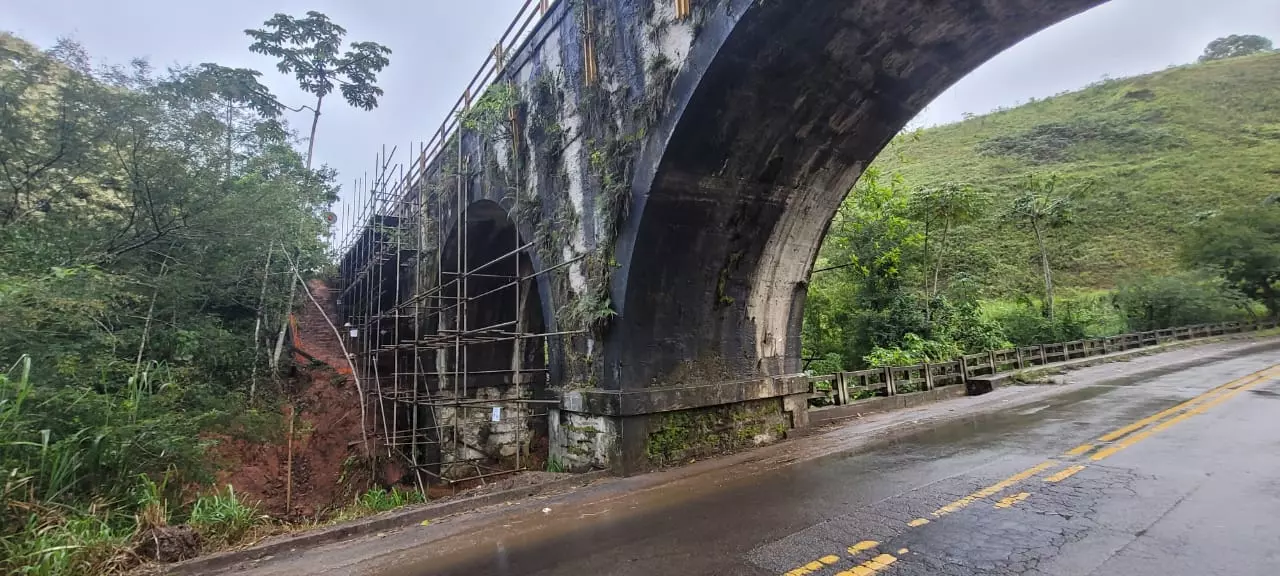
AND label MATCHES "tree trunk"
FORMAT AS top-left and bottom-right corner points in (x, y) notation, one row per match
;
(922, 218), (932, 325)
(271, 274), (297, 372)
(133, 254), (172, 381)
(932, 220), (951, 300)
(304, 95), (323, 171)
(250, 243), (274, 402)
(224, 100), (234, 181)
(1032, 222), (1055, 324)
(272, 95), (324, 371)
